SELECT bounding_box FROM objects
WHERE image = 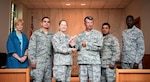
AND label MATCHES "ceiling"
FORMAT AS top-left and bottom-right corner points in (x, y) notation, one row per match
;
(14, 0), (132, 9)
